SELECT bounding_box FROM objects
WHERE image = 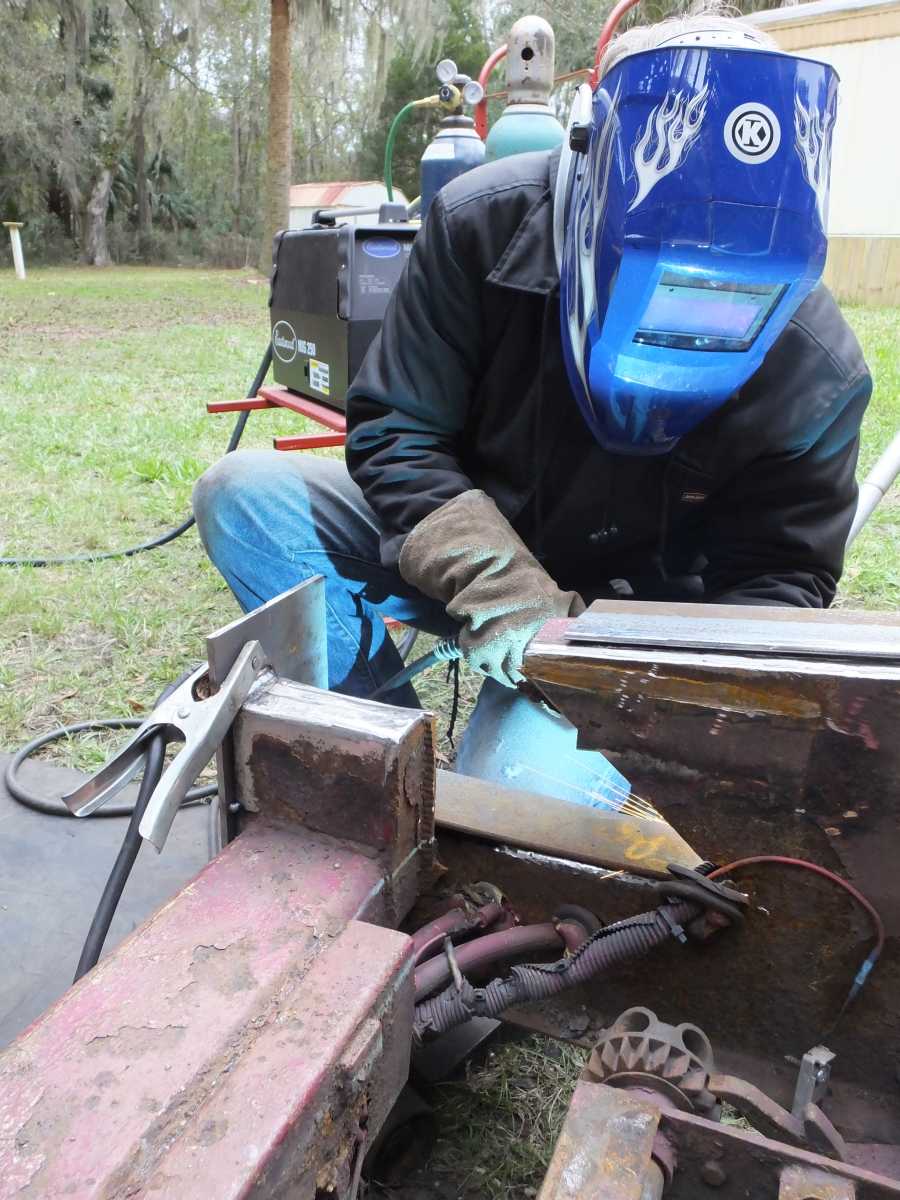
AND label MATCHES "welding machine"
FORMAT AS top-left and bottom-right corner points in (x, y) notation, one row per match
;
(268, 216), (417, 411)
